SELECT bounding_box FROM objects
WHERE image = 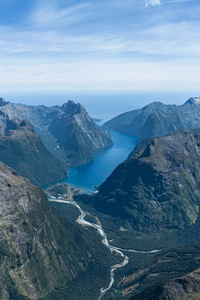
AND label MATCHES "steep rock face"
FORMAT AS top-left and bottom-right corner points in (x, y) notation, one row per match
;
(0, 162), (92, 299)
(12, 100), (113, 166)
(93, 129), (200, 231)
(160, 269), (200, 300)
(103, 97), (200, 140)
(159, 271), (200, 300)
(0, 119), (68, 186)
(47, 101), (113, 166)
(0, 98), (23, 135)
